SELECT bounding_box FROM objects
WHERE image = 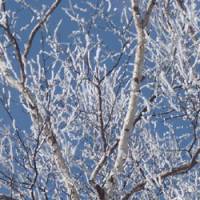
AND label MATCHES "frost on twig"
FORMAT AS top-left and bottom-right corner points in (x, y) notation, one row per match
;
(0, 0), (199, 199)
